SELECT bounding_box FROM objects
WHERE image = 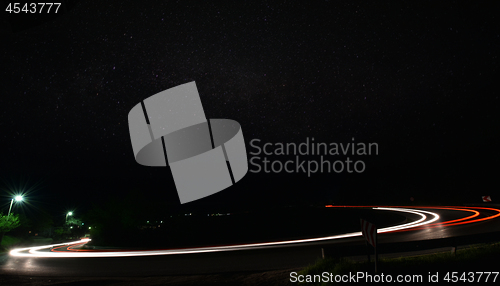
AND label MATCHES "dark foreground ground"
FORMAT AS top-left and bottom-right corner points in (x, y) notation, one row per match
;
(0, 268), (298, 286)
